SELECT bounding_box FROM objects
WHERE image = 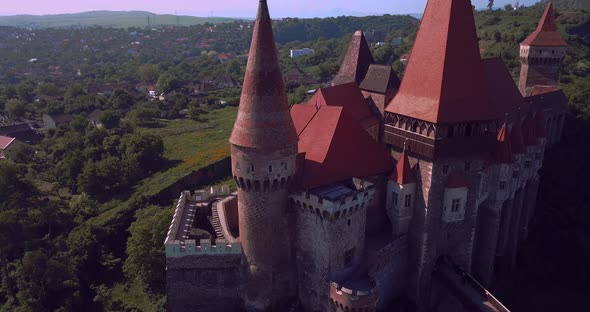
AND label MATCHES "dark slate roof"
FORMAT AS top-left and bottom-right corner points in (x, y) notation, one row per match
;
(332, 31), (375, 86)
(526, 89), (568, 112)
(359, 64), (401, 94)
